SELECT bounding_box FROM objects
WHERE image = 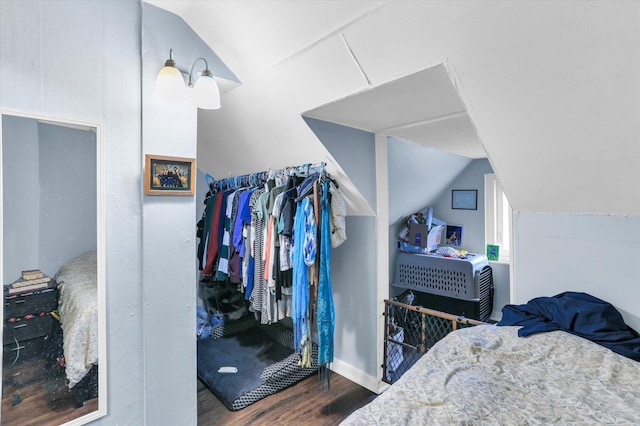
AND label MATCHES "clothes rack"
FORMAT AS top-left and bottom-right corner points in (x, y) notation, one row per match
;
(197, 159), (343, 391)
(205, 162), (327, 193)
